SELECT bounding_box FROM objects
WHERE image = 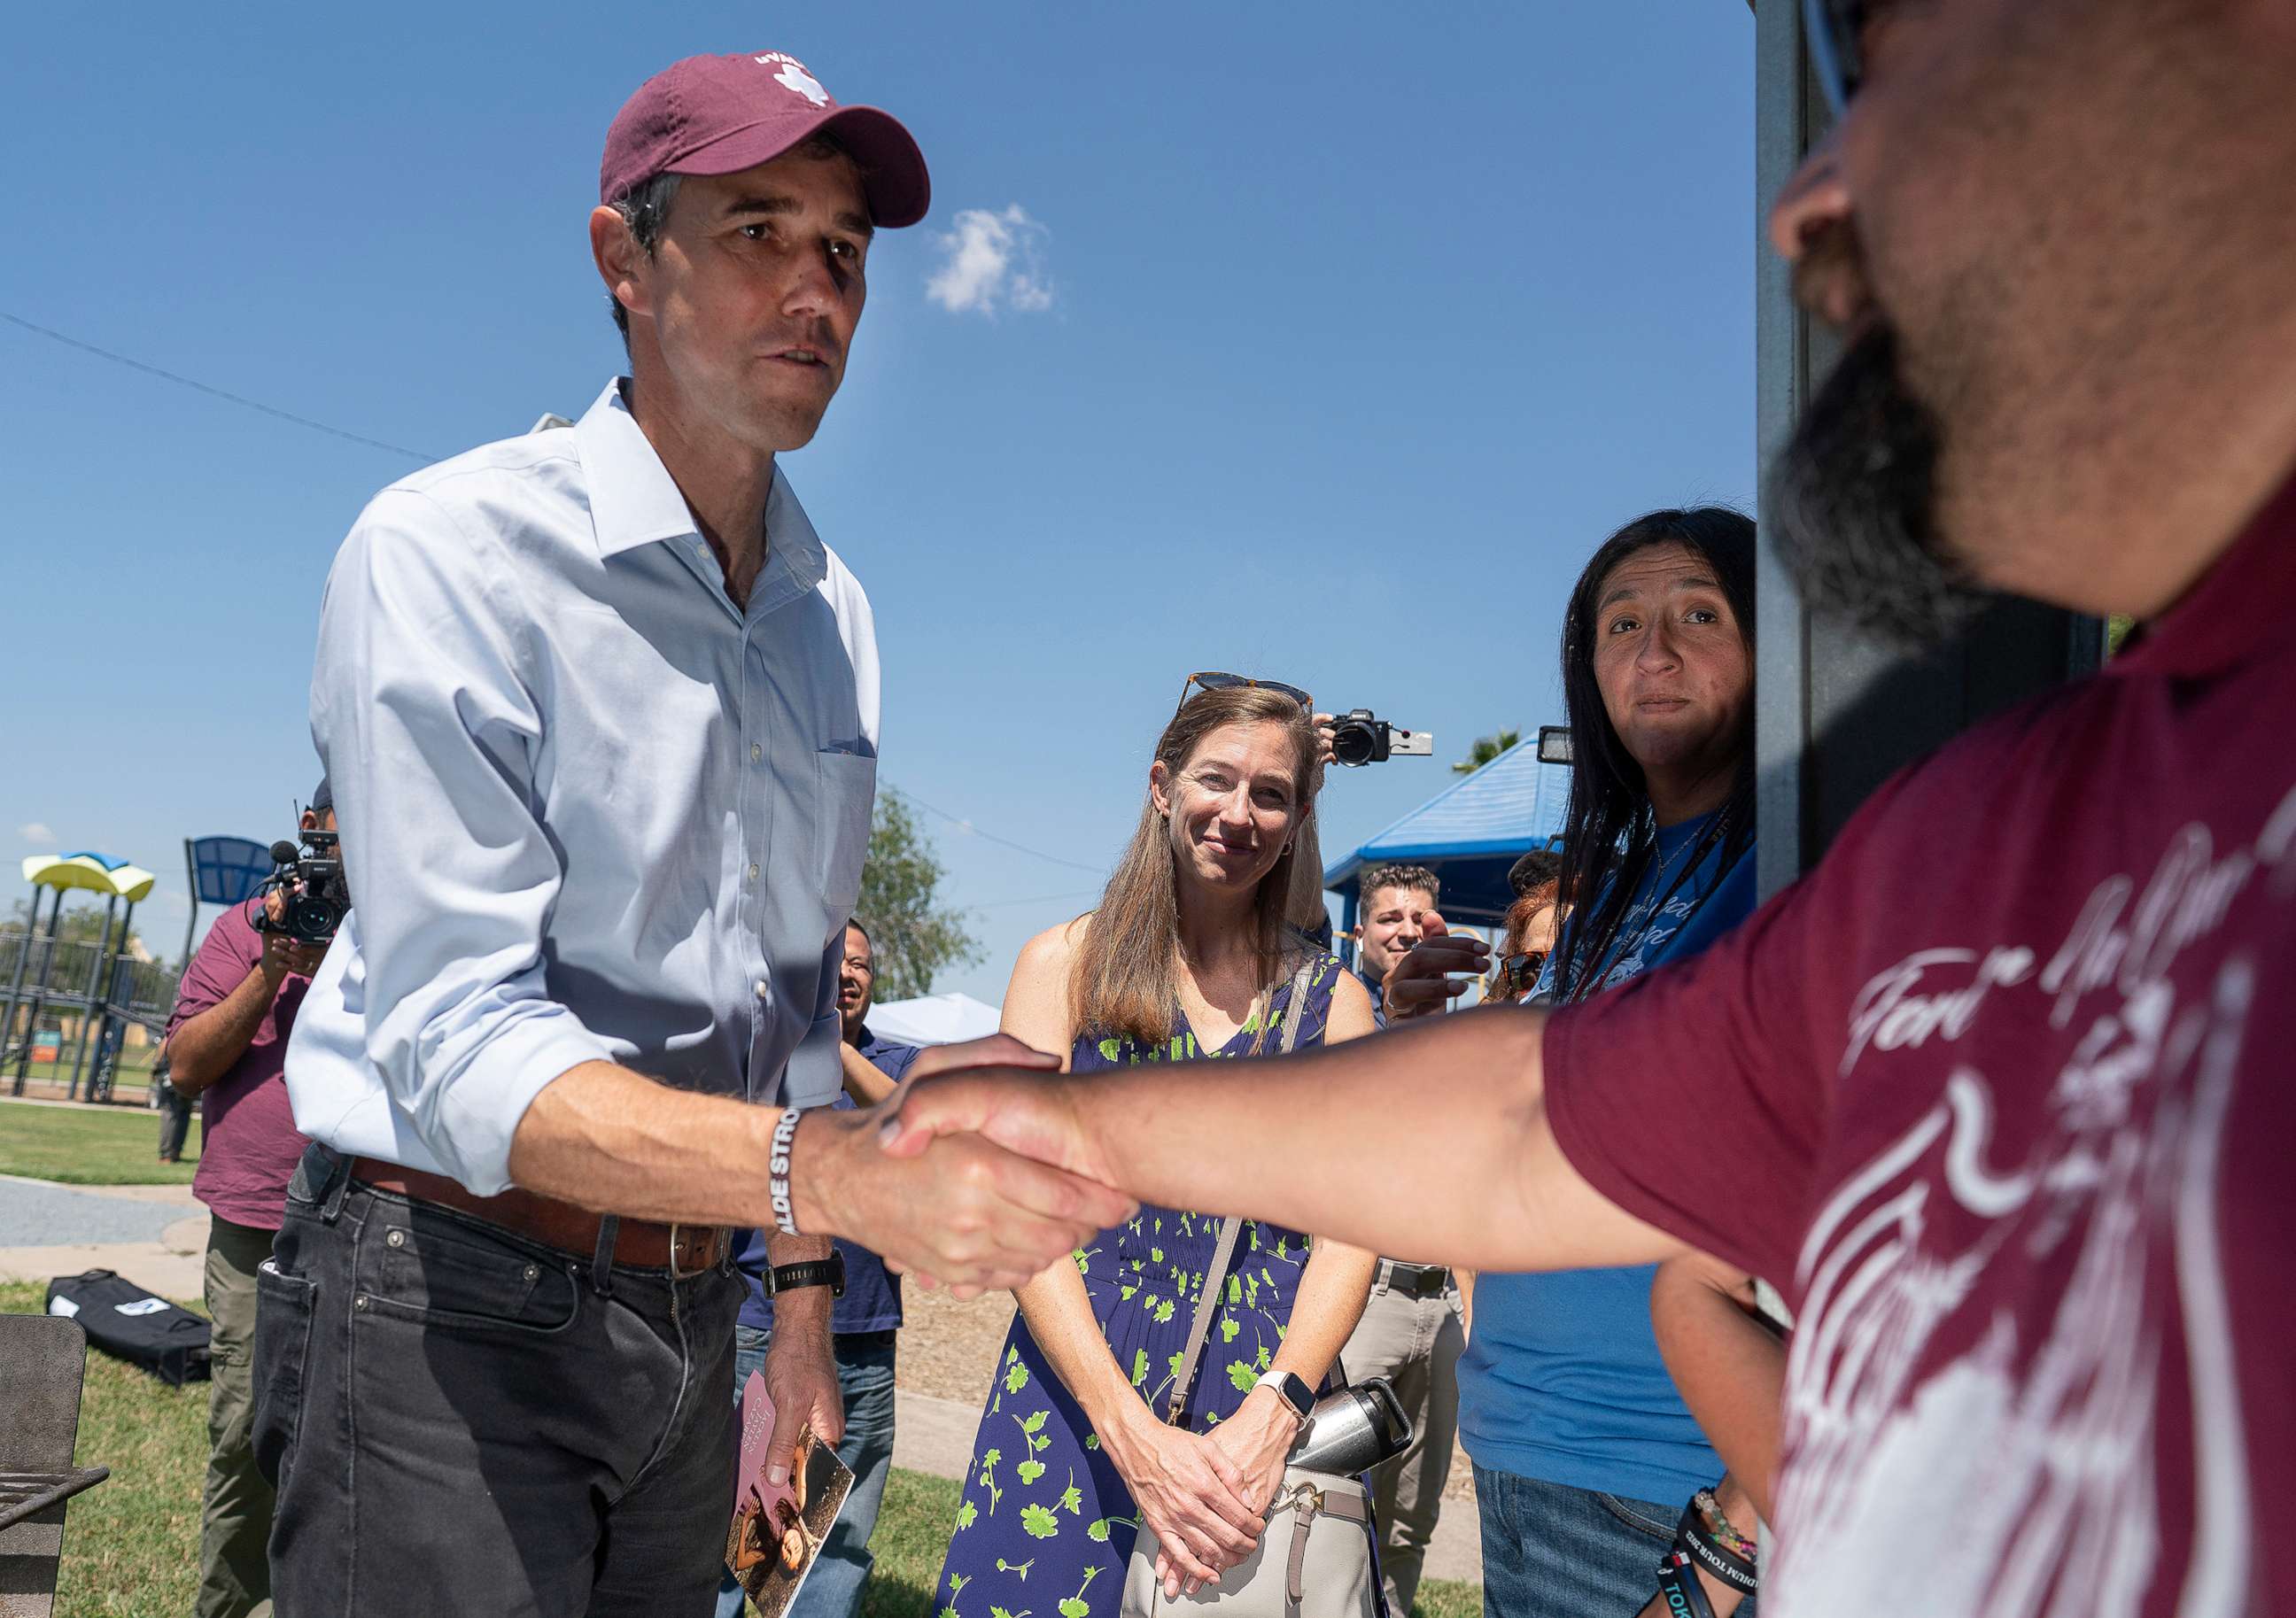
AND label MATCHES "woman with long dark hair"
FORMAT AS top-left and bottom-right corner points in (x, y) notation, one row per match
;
(1458, 507), (1770, 1616)
(933, 681), (1378, 1618)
